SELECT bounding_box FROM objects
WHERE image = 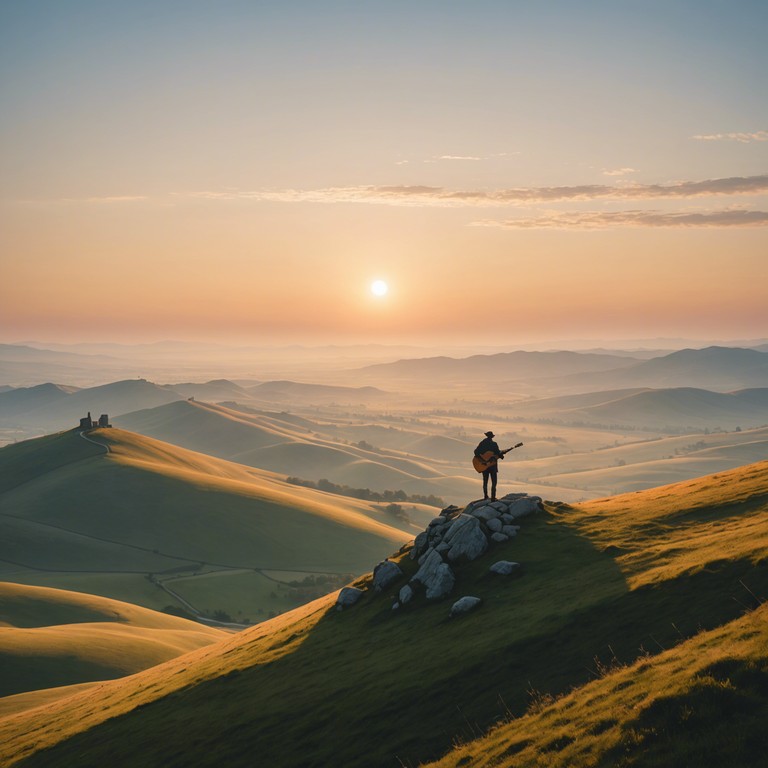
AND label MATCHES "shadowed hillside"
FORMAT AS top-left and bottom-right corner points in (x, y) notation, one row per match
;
(1, 461), (765, 767)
